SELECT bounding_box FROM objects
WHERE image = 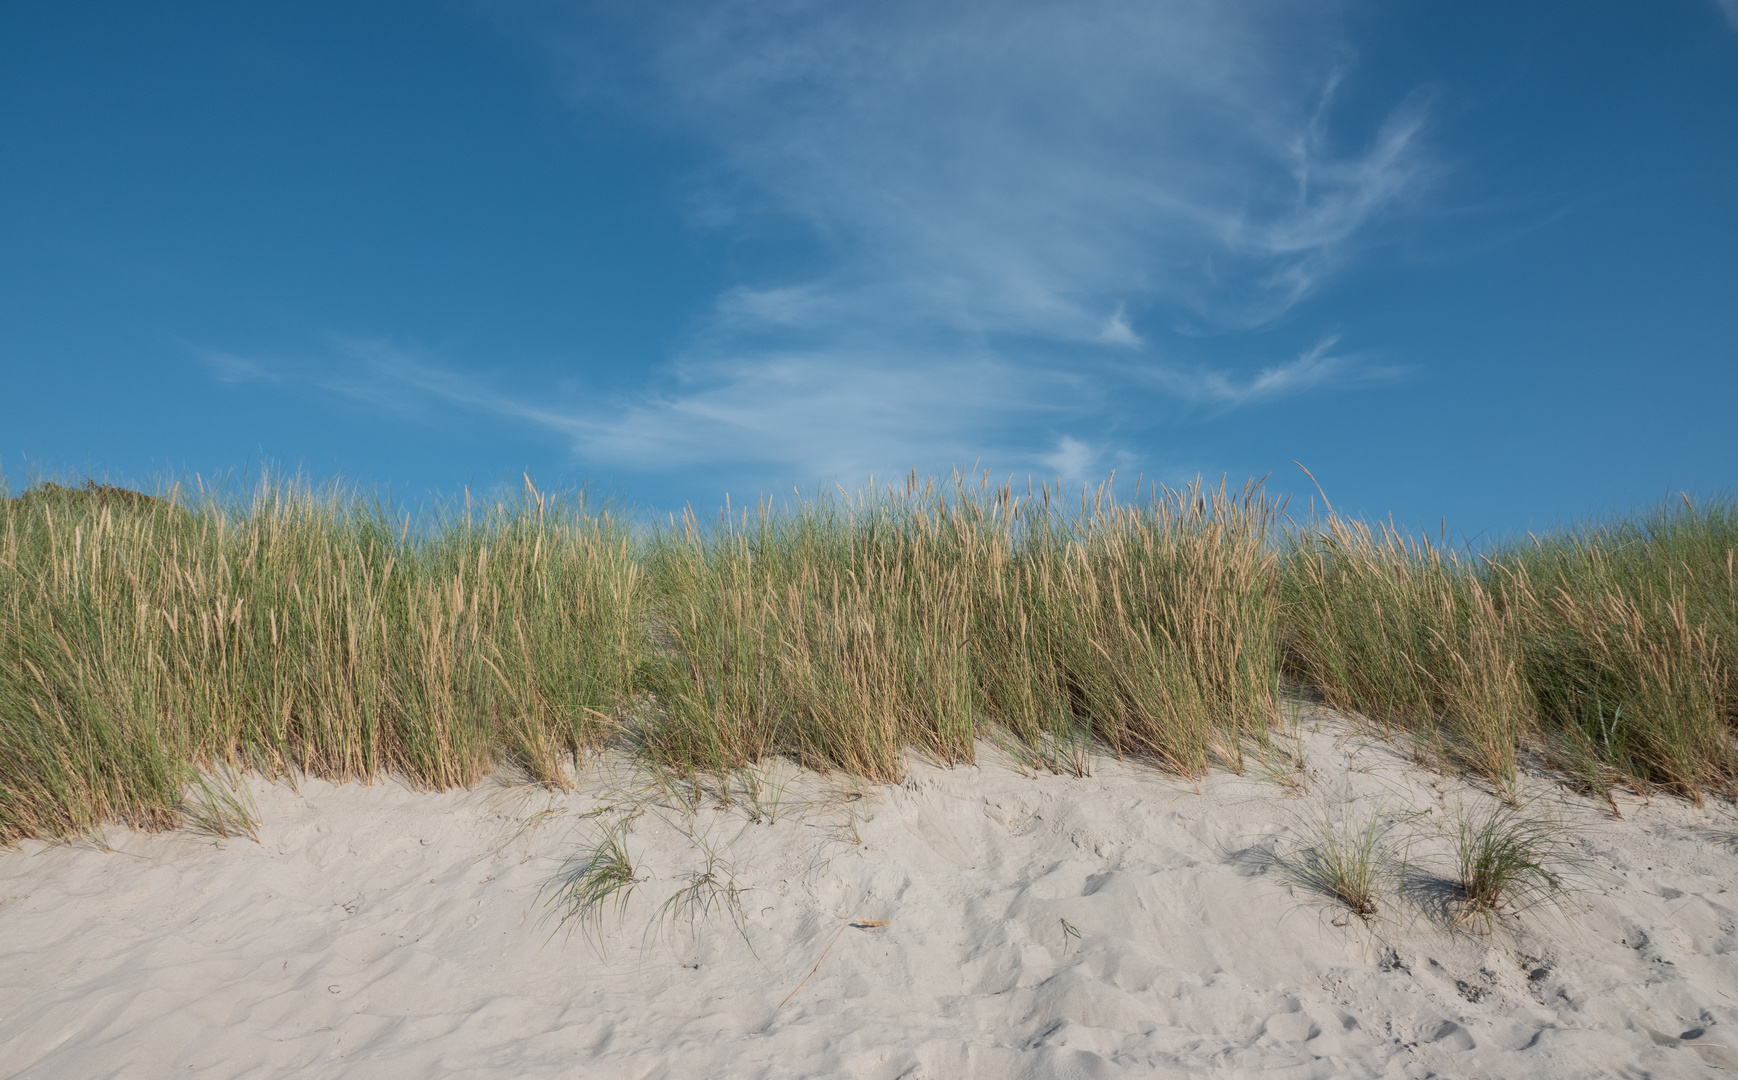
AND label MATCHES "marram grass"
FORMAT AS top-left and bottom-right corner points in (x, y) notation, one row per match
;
(0, 480), (642, 841)
(1281, 494), (1737, 805)
(0, 475), (1733, 844)
(640, 474), (1280, 785)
